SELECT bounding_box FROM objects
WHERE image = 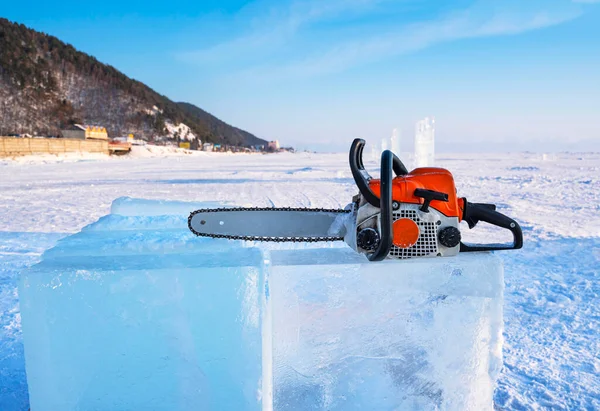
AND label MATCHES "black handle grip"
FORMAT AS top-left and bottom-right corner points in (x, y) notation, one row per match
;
(349, 138), (409, 208)
(414, 188), (448, 213)
(391, 152), (409, 176)
(367, 150), (394, 261)
(349, 139), (380, 207)
(460, 200), (523, 252)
